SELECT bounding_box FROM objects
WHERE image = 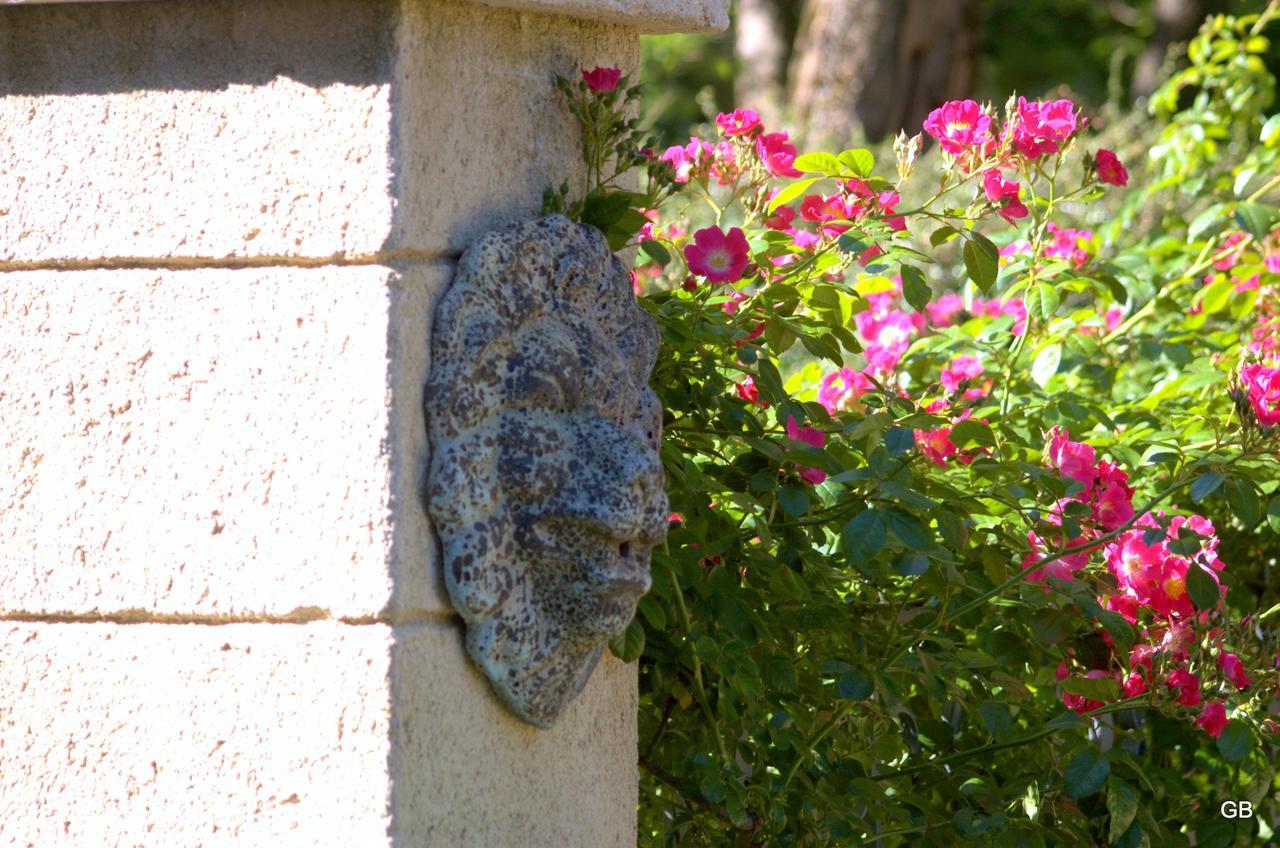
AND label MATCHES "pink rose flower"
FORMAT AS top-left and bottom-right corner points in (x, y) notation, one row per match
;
(1104, 305), (1125, 333)
(756, 131), (802, 178)
(764, 206), (796, 231)
(982, 170), (1028, 224)
(722, 290), (747, 315)
(1166, 667), (1201, 707)
(1122, 671), (1147, 698)
(735, 377), (767, 407)
(1023, 525), (1090, 582)
(786, 416), (825, 448)
(684, 226), (750, 283)
(926, 292), (965, 326)
(922, 99), (993, 157)
(791, 228), (822, 250)
(1094, 149), (1128, 186)
(797, 466), (827, 485)
(581, 66), (622, 93)
(786, 416), (826, 485)
(1060, 669), (1112, 714)
(710, 141), (739, 186)
(1195, 701), (1228, 738)
(660, 137), (713, 184)
(855, 308), (915, 374)
(1045, 222), (1094, 268)
(1240, 362), (1280, 427)
(1012, 97), (1080, 158)
(940, 355), (984, 394)
(716, 109), (762, 138)
(1219, 652), (1252, 690)
(818, 368), (874, 413)
(1044, 427), (1098, 496)
(916, 426), (960, 468)
(1214, 232), (1248, 271)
